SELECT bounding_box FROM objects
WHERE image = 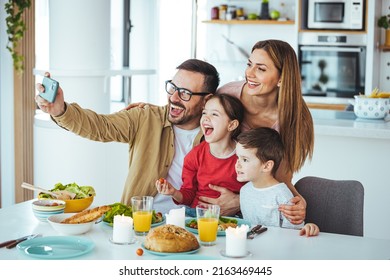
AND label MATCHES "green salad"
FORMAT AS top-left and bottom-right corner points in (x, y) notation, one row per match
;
(38, 182), (96, 199)
(102, 202), (163, 226)
(186, 216), (238, 230)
